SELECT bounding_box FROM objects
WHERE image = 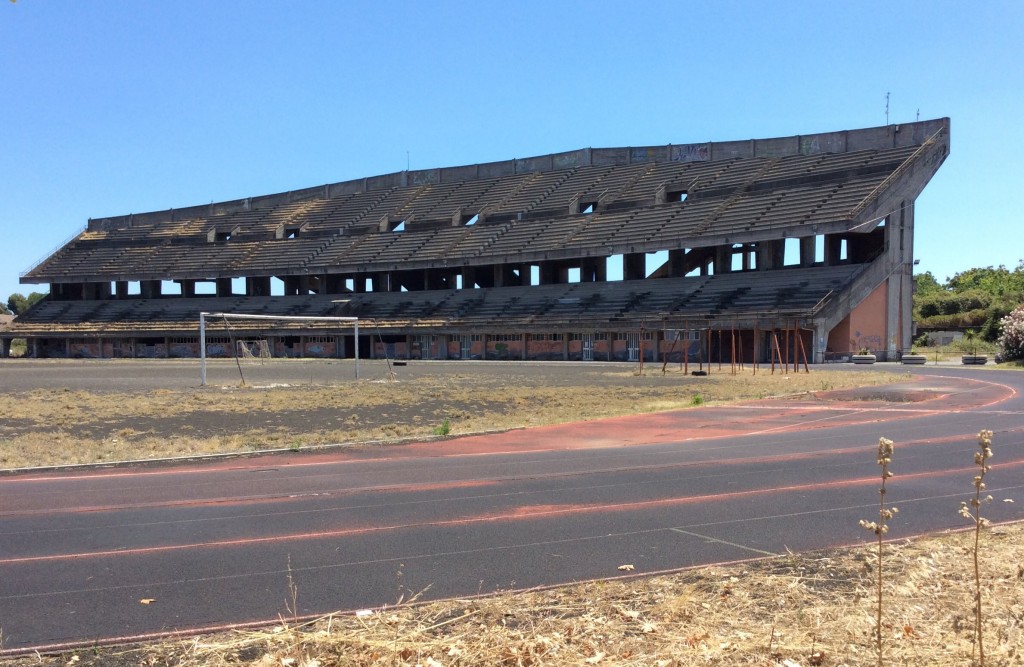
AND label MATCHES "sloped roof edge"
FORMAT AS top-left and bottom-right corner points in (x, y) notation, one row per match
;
(87, 118), (949, 232)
